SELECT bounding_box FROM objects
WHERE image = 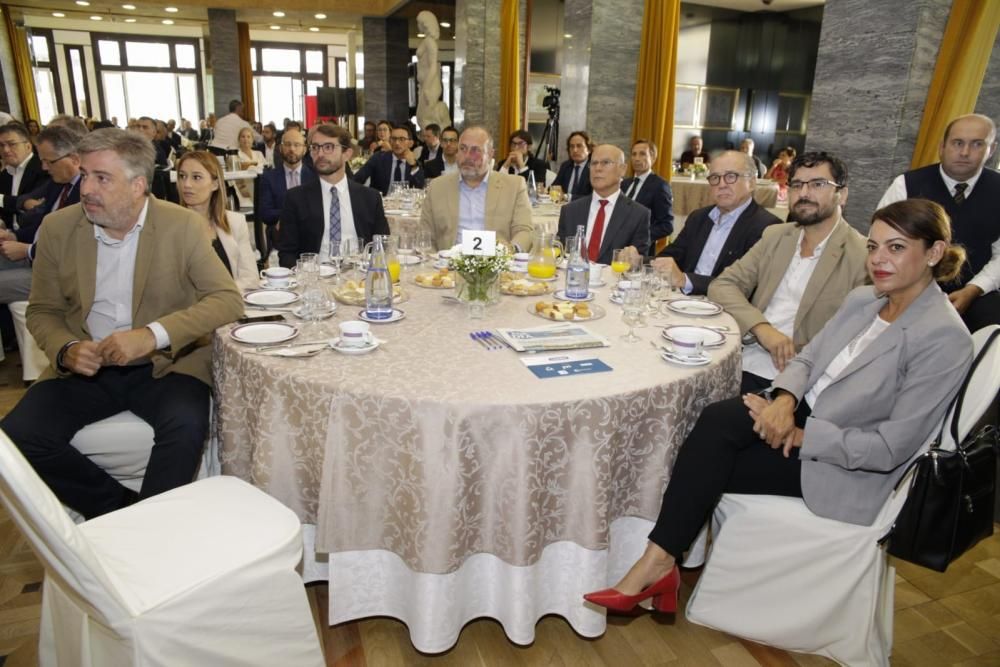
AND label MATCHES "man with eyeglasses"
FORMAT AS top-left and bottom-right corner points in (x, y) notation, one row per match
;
(425, 126), (460, 178)
(258, 127), (316, 228)
(0, 122), (50, 231)
(556, 144), (650, 263)
(877, 113), (999, 332)
(709, 152), (868, 395)
(353, 124), (426, 195)
(275, 123), (389, 268)
(420, 125), (533, 251)
(497, 129), (548, 187)
(651, 151), (778, 295)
